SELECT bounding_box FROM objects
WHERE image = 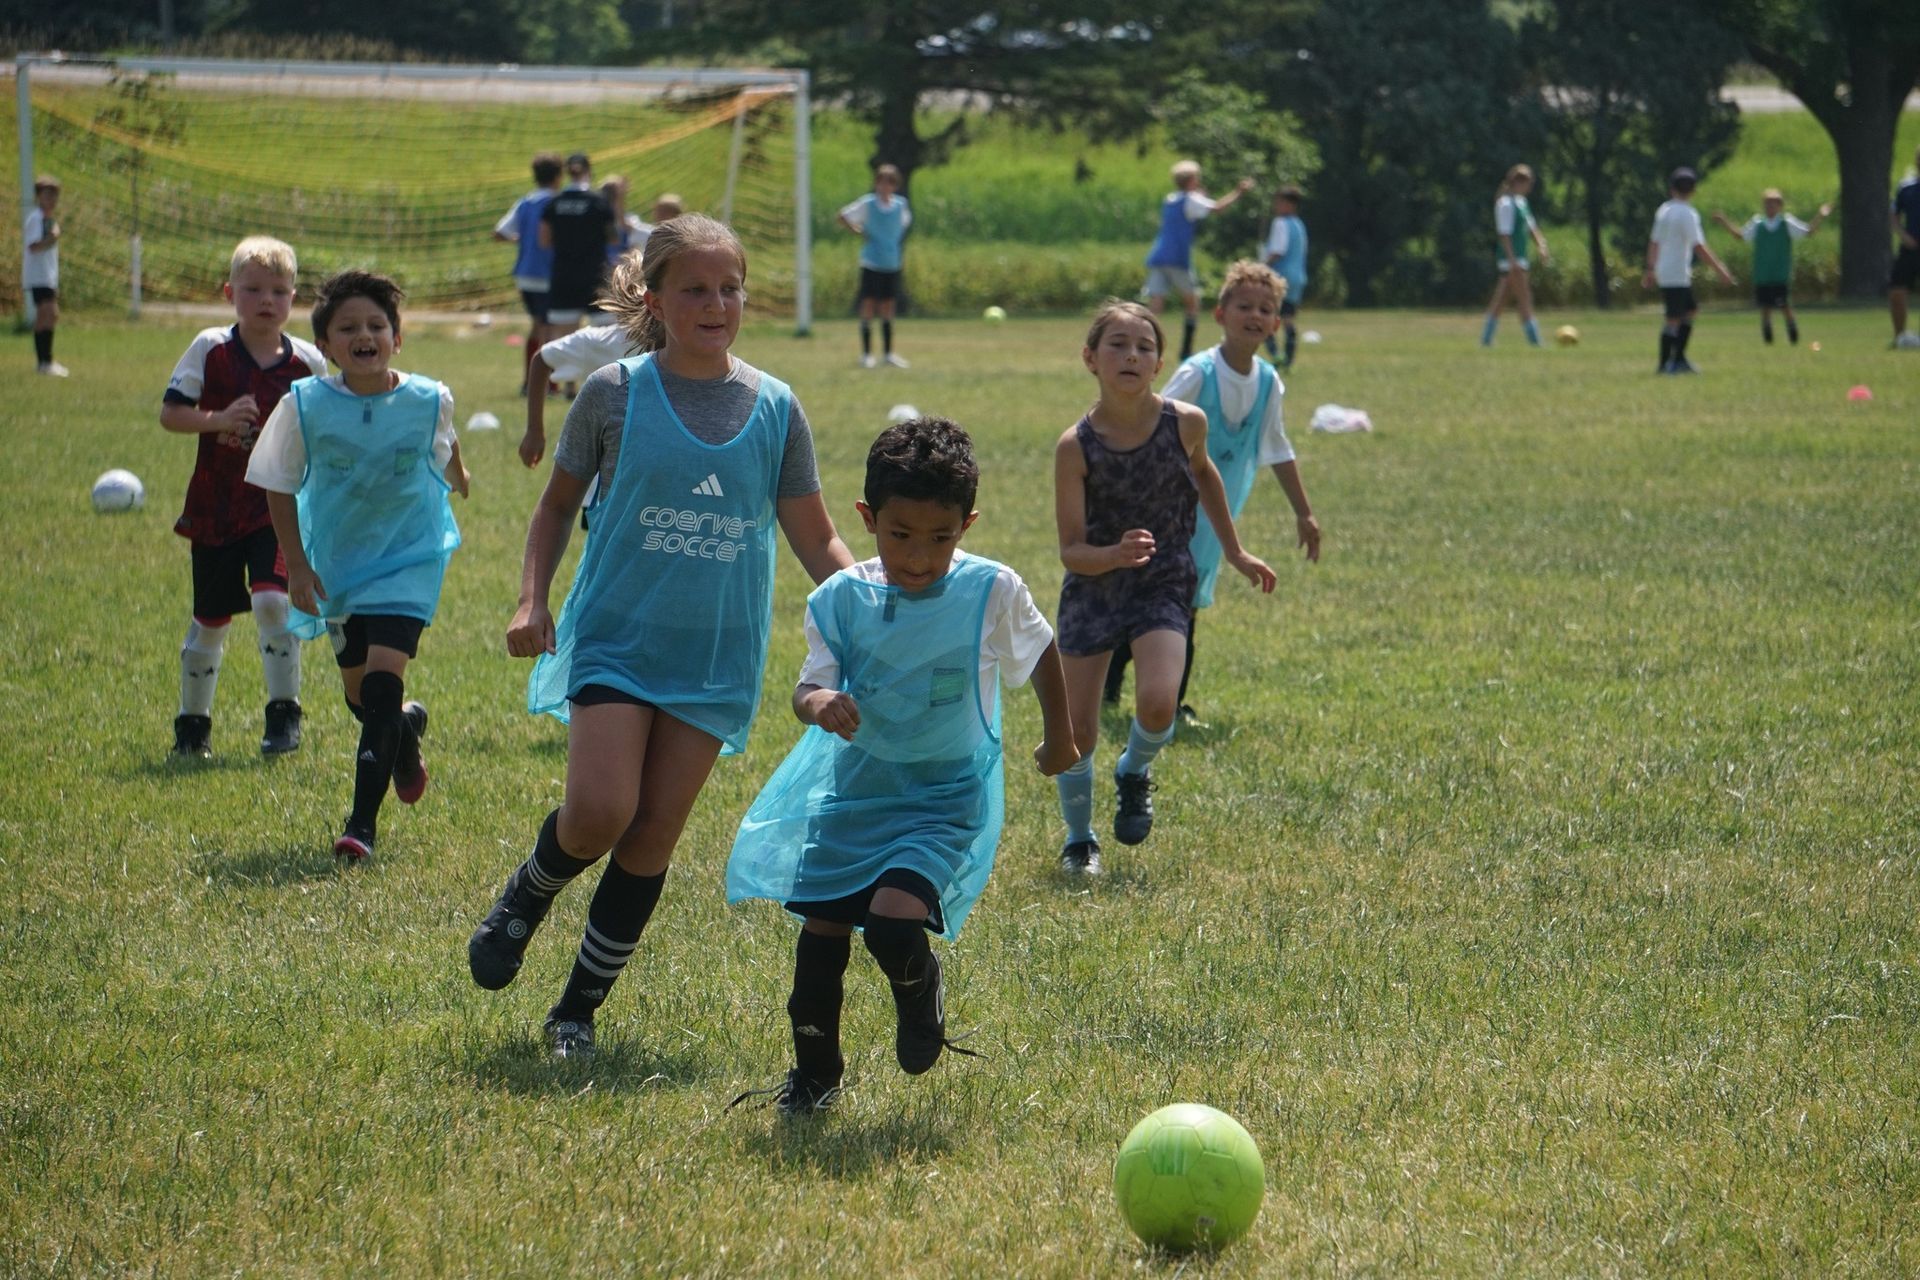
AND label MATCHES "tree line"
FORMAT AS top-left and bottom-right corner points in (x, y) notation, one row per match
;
(17, 0), (1918, 305)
